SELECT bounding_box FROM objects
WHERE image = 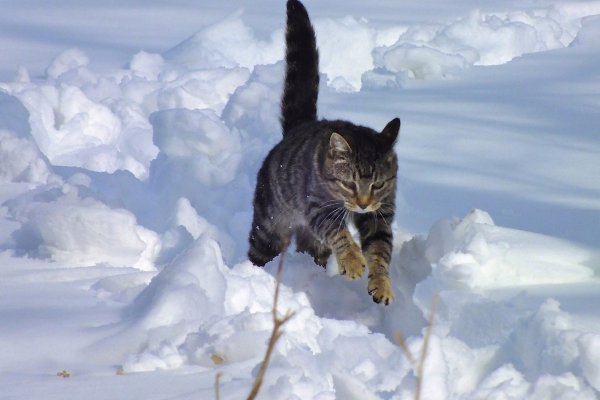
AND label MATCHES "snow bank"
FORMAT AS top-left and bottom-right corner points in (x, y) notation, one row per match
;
(100, 235), (408, 399)
(164, 11), (284, 71)
(369, 6), (590, 83)
(8, 185), (159, 270)
(151, 108), (241, 186)
(86, 209), (597, 398)
(405, 210), (600, 397)
(421, 209), (593, 290)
